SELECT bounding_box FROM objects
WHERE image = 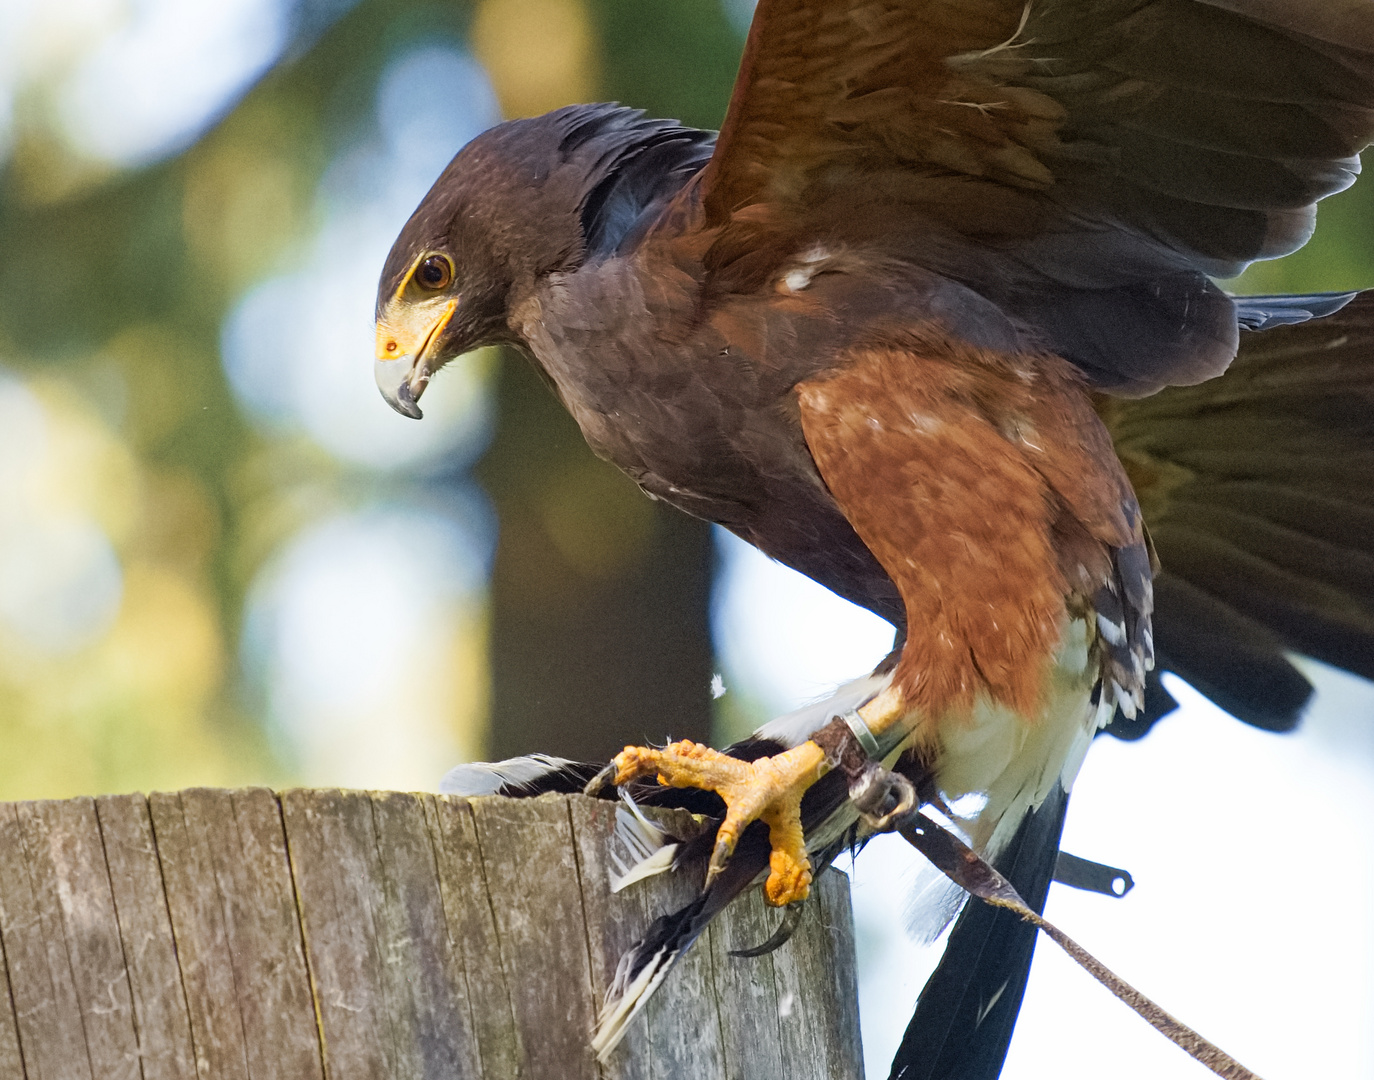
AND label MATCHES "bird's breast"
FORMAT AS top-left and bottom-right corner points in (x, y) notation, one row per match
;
(516, 259), (919, 621)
